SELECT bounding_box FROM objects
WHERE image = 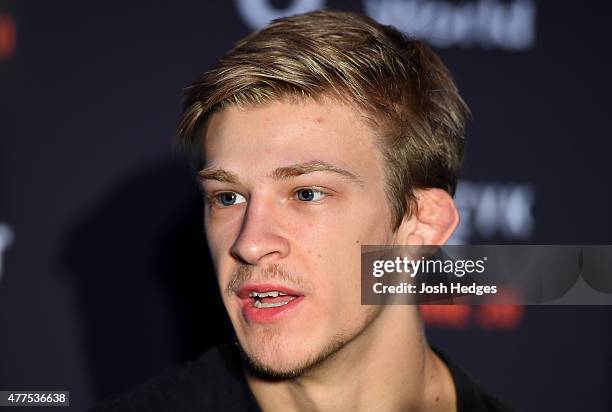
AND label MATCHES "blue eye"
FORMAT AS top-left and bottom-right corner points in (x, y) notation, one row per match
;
(216, 192), (246, 207)
(296, 188), (324, 202)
